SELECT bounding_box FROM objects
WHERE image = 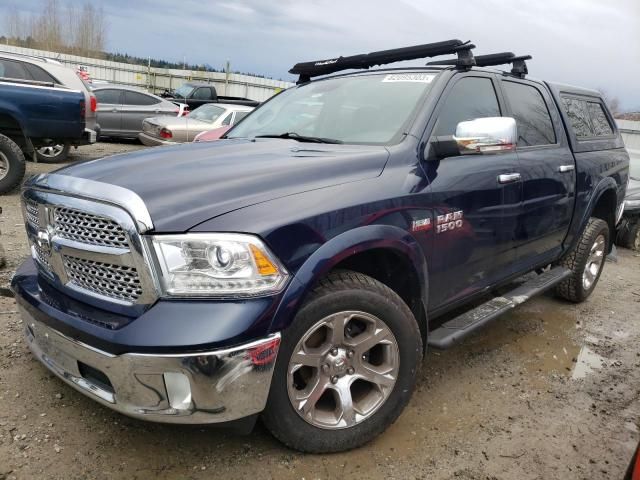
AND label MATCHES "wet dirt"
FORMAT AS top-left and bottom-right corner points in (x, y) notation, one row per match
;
(1, 143), (639, 479)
